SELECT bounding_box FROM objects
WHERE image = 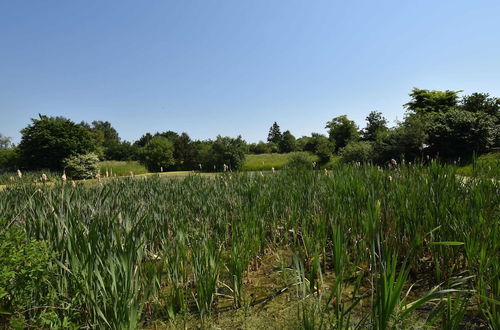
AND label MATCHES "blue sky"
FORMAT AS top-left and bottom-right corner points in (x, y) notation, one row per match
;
(1, 0), (499, 143)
